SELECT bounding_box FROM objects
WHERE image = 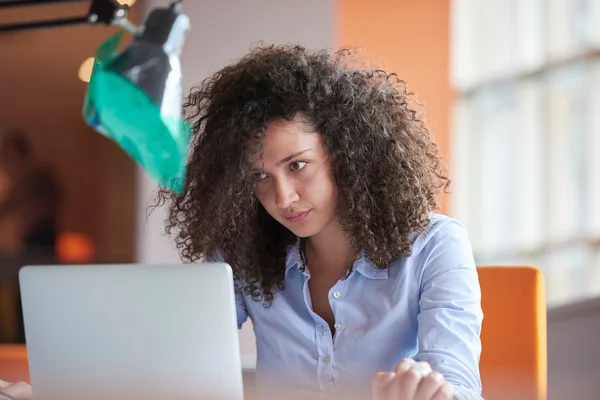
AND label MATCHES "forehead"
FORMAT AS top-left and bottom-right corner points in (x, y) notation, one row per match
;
(249, 116), (323, 164)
